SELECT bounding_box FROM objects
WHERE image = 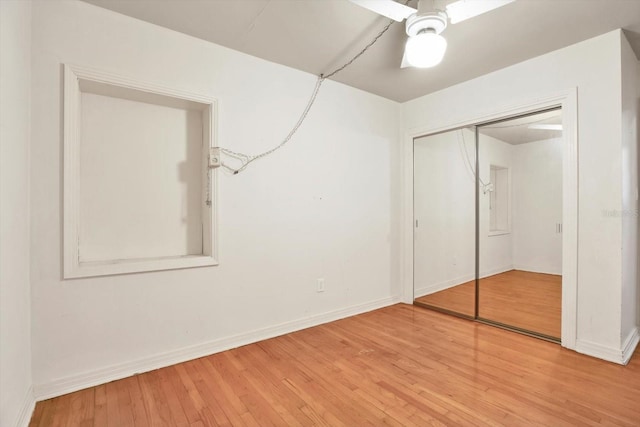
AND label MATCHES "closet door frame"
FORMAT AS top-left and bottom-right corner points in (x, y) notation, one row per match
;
(403, 88), (578, 350)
